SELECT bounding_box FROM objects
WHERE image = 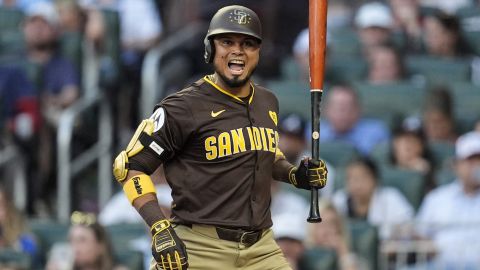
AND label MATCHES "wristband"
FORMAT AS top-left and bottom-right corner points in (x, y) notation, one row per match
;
(151, 219), (171, 235)
(123, 174), (156, 204)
